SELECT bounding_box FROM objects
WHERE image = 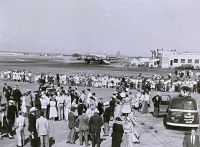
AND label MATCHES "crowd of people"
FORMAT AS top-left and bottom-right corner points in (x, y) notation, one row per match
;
(0, 69), (200, 147)
(2, 69), (200, 94)
(0, 77), (151, 147)
(1, 70), (32, 83)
